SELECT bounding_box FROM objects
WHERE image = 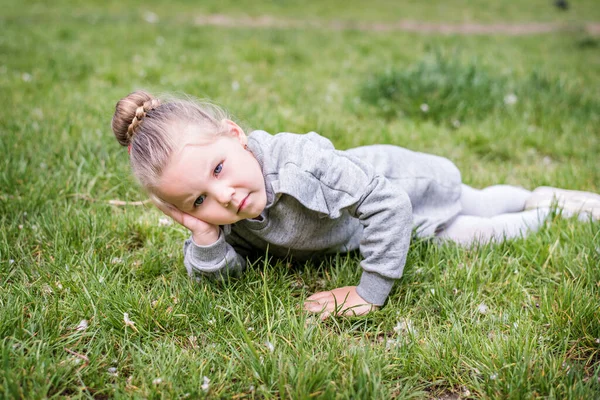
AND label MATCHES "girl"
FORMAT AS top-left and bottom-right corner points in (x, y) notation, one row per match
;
(111, 91), (600, 319)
